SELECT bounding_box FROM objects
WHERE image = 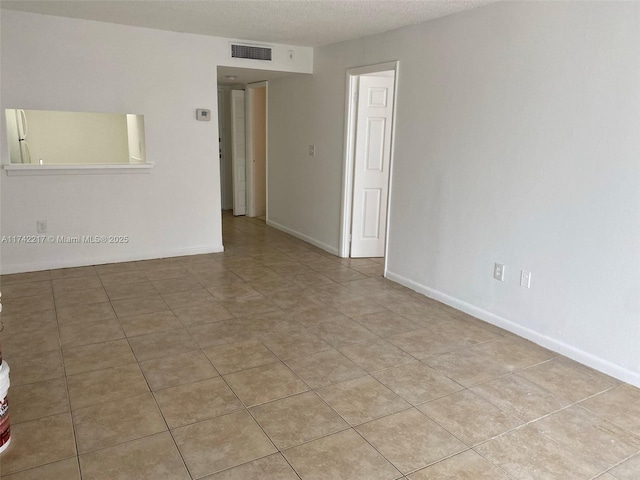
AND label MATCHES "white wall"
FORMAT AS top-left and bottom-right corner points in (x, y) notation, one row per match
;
(268, 2), (640, 386)
(0, 10), (312, 273)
